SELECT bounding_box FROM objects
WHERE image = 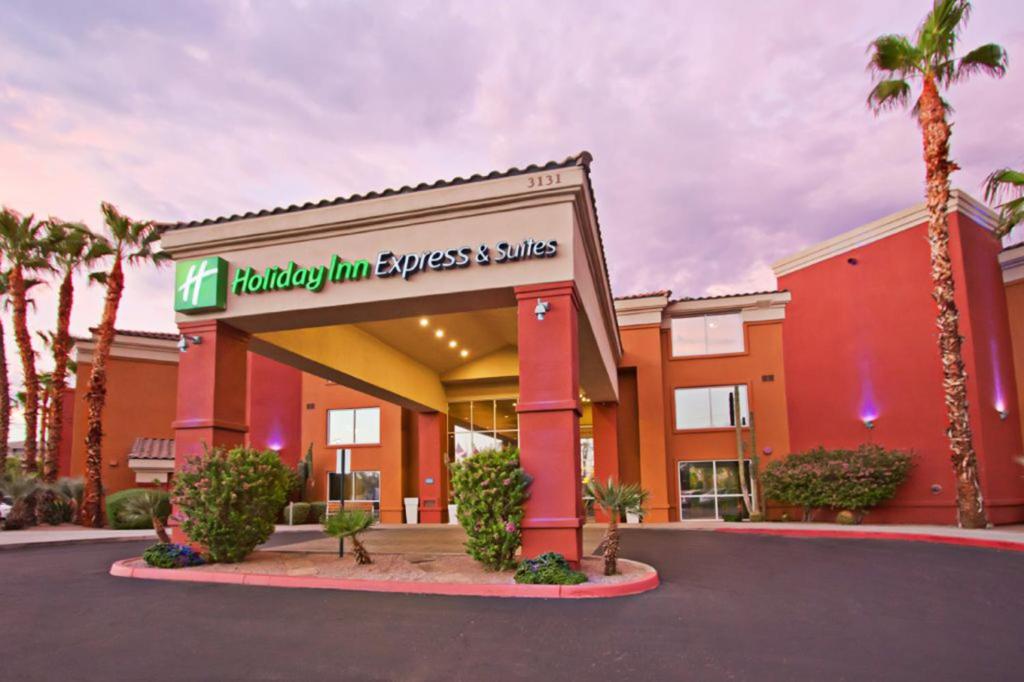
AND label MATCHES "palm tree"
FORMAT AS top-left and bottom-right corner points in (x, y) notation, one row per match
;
(36, 371), (53, 461)
(983, 167), (1024, 237)
(0, 208), (51, 475)
(117, 490), (172, 543)
(323, 509), (375, 564)
(41, 221), (112, 482)
(867, 0), (1008, 528)
(586, 478), (648, 576)
(80, 203), (166, 527)
(0, 273), (11, 470)
(0, 468), (41, 529)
